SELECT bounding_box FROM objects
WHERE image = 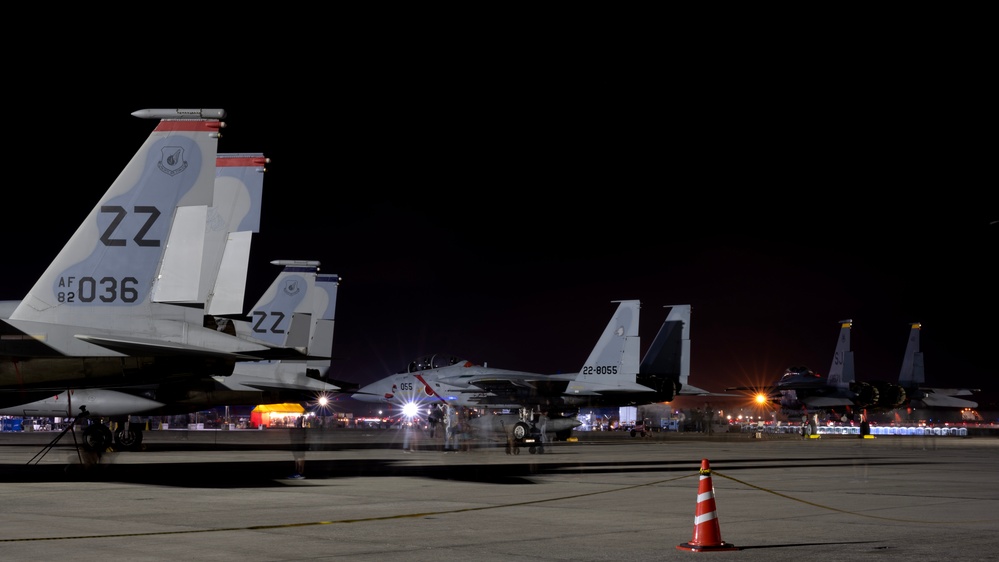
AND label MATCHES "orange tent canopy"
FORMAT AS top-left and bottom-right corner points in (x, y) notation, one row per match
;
(251, 403), (305, 414)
